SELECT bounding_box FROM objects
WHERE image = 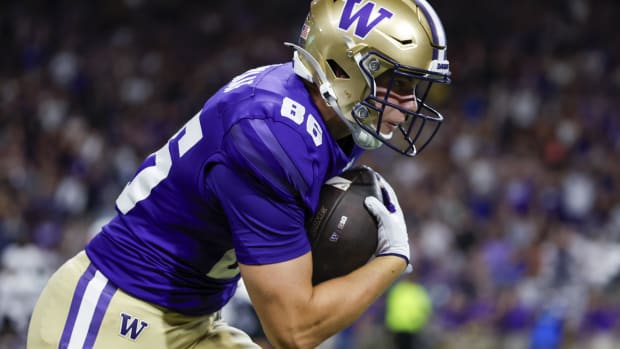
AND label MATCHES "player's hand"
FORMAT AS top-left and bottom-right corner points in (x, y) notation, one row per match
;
(364, 174), (410, 266)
